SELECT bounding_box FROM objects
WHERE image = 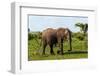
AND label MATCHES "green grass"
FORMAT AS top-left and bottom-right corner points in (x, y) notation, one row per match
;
(28, 36), (88, 61)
